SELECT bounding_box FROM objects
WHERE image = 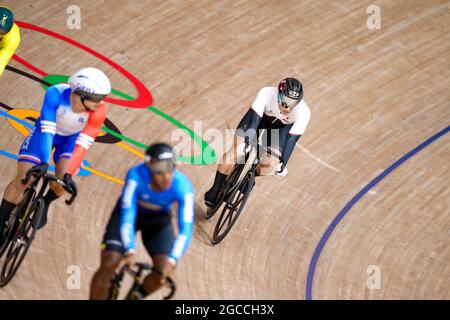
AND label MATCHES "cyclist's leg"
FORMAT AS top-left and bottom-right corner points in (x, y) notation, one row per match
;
(90, 199), (125, 300)
(205, 109), (255, 206)
(140, 215), (175, 297)
(90, 250), (123, 299)
(0, 162), (35, 240)
(0, 128), (42, 237)
(35, 158), (69, 229)
(4, 125), (43, 203)
(256, 123), (292, 175)
(218, 108), (257, 174)
(142, 254), (173, 292)
(2, 162), (36, 205)
(51, 133), (77, 196)
(36, 134), (75, 229)
(217, 135), (245, 174)
(205, 138), (242, 206)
